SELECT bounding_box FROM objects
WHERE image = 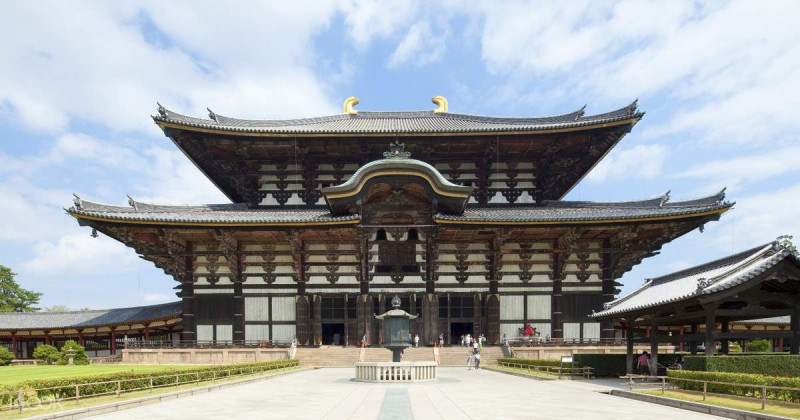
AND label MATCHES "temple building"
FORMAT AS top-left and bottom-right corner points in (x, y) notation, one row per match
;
(62, 97), (733, 347)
